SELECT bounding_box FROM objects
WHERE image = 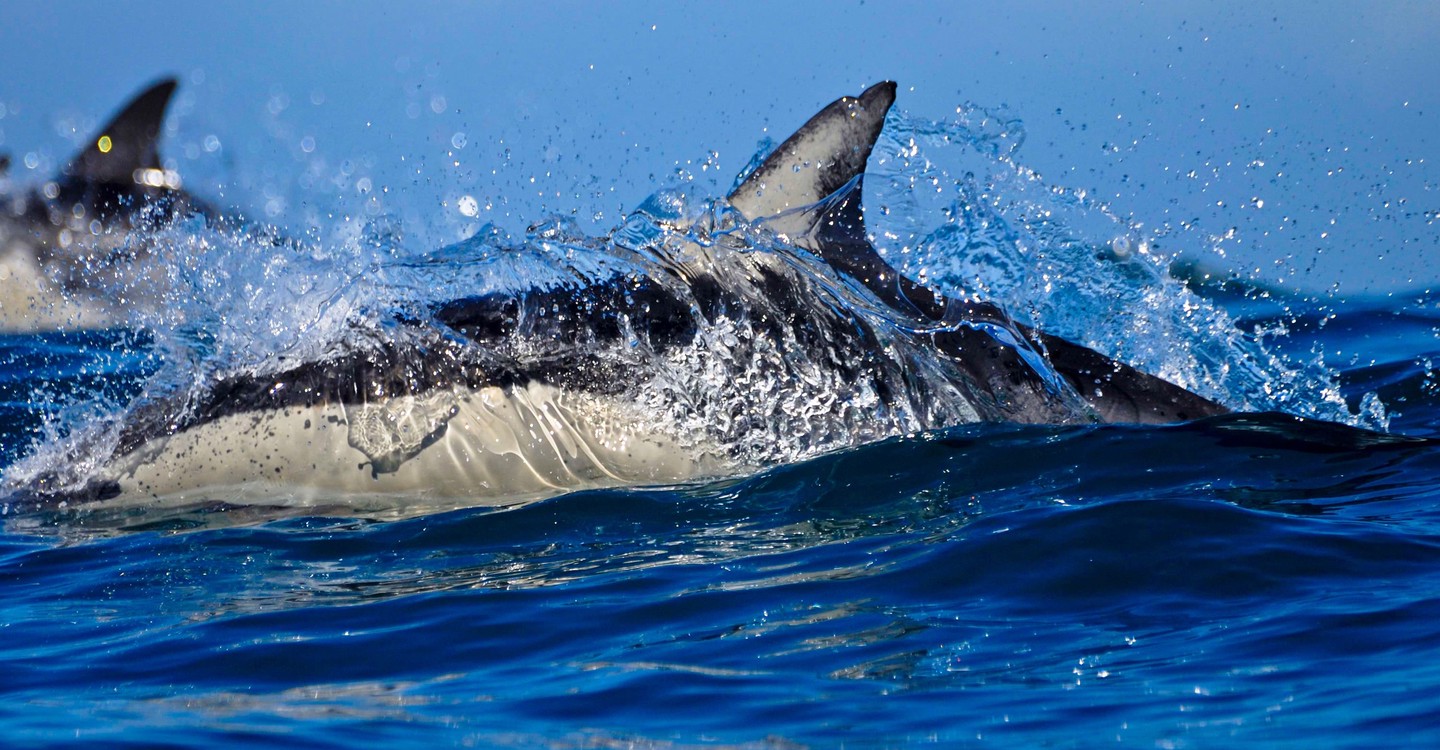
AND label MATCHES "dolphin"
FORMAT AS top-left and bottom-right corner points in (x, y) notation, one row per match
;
(10, 81), (1228, 514)
(0, 78), (214, 331)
